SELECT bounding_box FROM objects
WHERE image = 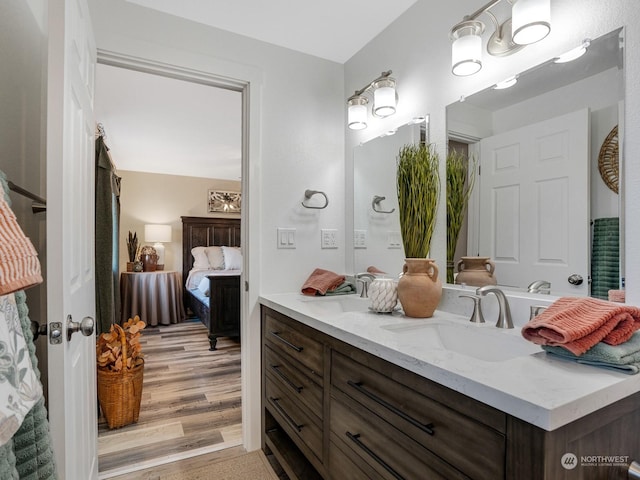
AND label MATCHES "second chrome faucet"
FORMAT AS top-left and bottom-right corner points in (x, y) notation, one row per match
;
(475, 286), (514, 329)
